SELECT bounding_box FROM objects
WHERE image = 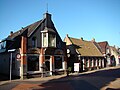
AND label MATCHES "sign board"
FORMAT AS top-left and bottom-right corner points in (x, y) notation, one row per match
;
(16, 53), (21, 60)
(74, 63), (79, 72)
